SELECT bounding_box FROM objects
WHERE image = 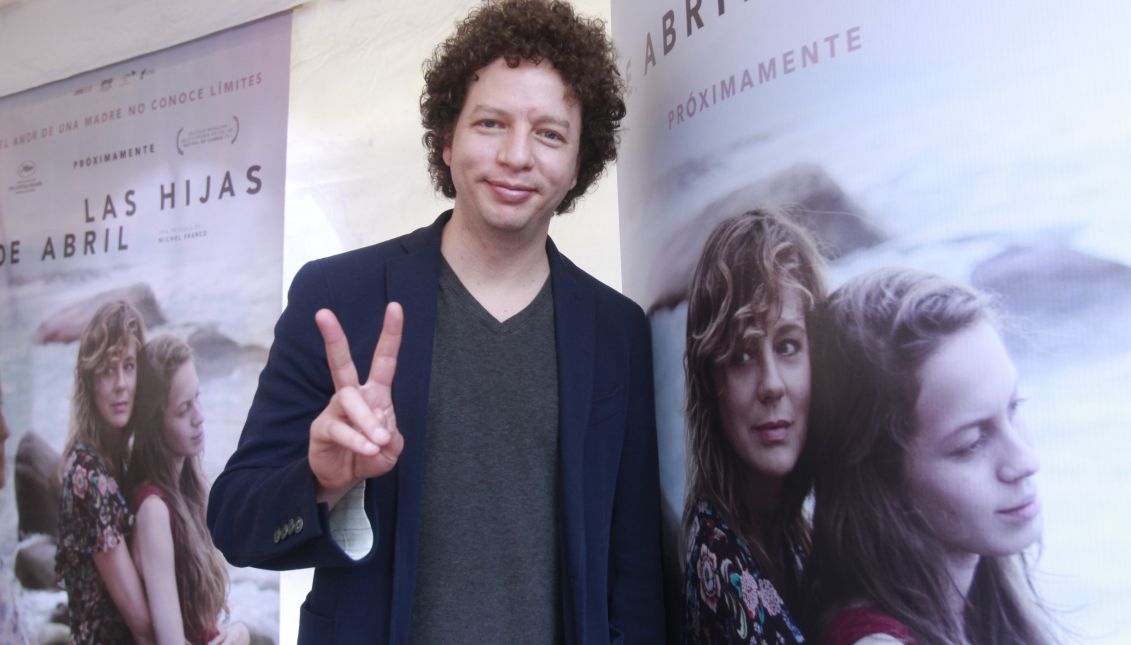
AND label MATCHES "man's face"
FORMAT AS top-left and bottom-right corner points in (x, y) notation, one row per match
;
(443, 57), (581, 240)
